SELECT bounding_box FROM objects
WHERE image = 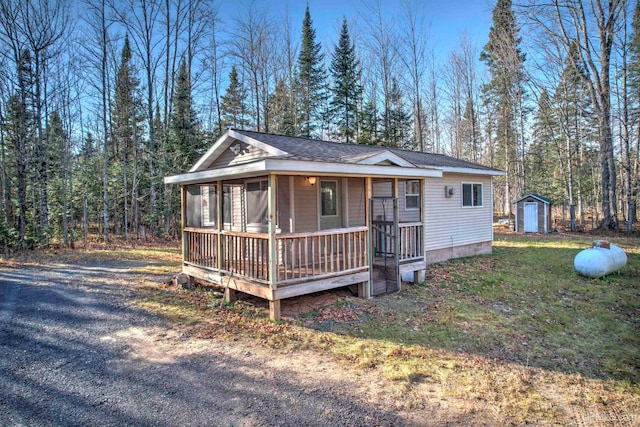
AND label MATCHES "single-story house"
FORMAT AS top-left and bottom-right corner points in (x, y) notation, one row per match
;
(514, 193), (553, 233)
(164, 129), (504, 320)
